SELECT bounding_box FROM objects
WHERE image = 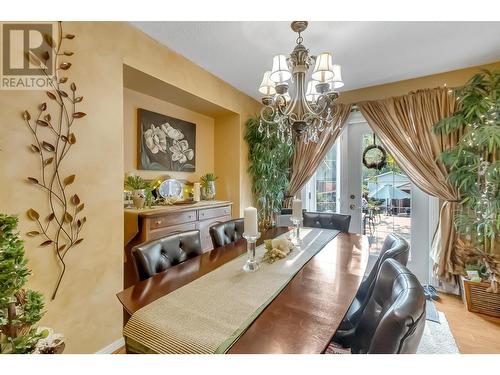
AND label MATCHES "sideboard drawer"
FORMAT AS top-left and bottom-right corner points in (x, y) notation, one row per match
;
(149, 210), (197, 230)
(148, 222), (197, 242)
(198, 206), (232, 221)
(198, 215), (231, 252)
